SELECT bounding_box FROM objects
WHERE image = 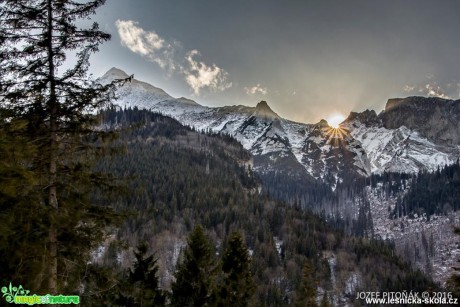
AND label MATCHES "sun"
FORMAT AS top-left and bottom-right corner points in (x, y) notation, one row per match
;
(324, 114), (347, 143)
(327, 114), (345, 129)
